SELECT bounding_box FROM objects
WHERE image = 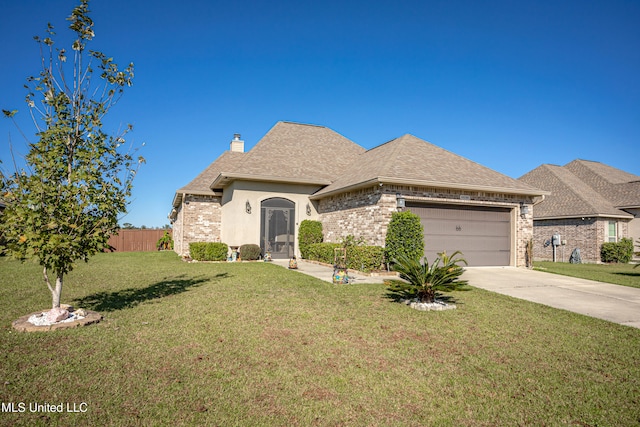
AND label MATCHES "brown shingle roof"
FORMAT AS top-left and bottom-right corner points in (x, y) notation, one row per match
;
(178, 151), (245, 194)
(564, 160), (640, 208)
(211, 121), (365, 187)
(519, 164), (629, 219)
(313, 134), (543, 197)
